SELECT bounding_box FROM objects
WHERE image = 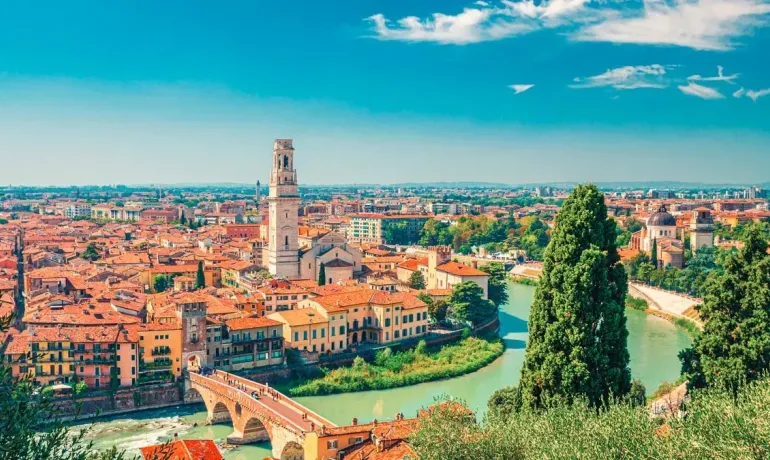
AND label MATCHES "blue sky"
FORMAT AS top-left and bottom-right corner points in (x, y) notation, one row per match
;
(0, 0), (769, 186)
